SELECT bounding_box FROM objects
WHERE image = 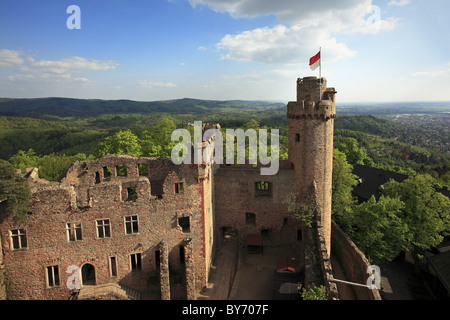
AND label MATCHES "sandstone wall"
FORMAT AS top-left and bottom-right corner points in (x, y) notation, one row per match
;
(331, 221), (382, 300)
(0, 155), (213, 300)
(214, 162), (297, 245)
